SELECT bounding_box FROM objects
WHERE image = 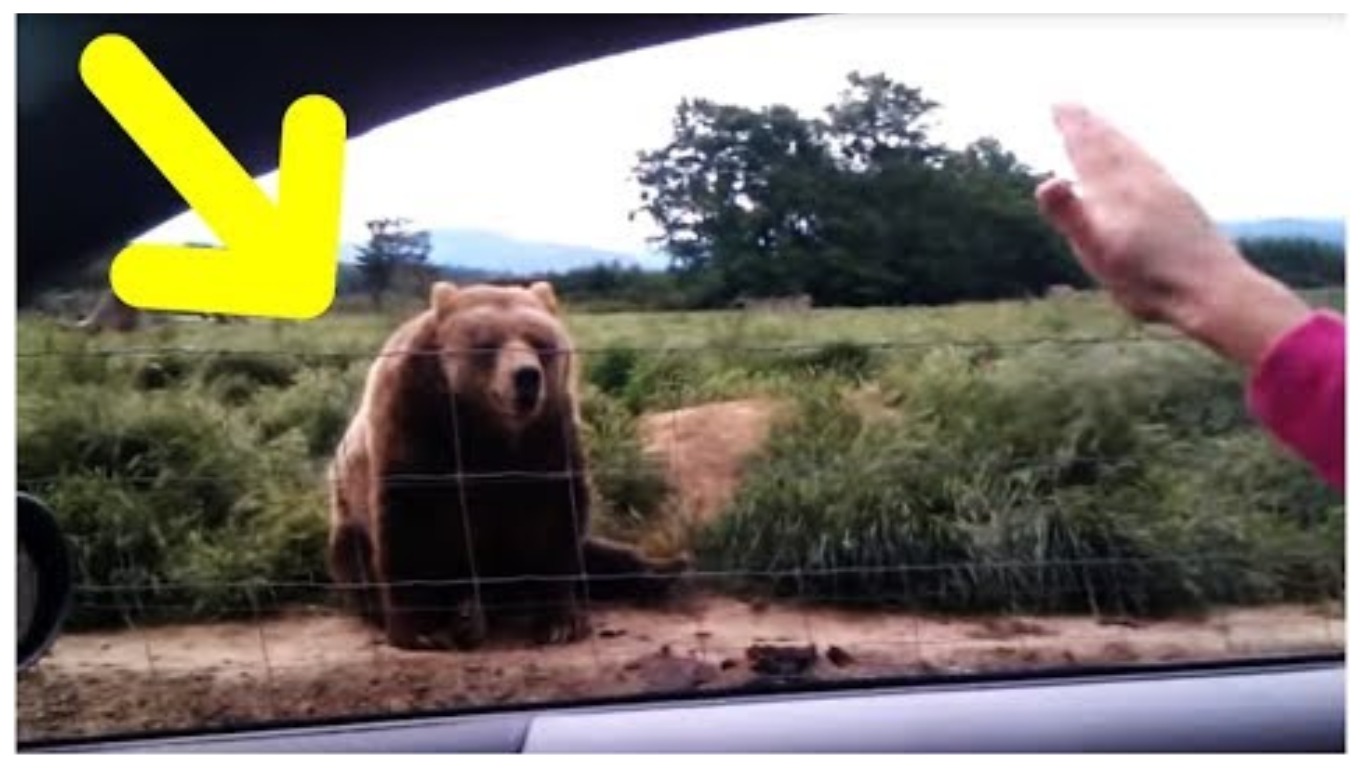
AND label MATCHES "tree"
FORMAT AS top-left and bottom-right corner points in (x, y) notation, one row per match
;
(632, 98), (834, 305)
(824, 71), (945, 172)
(631, 71), (1084, 308)
(1237, 237), (1344, 288)
(354, 217), (433, 309)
